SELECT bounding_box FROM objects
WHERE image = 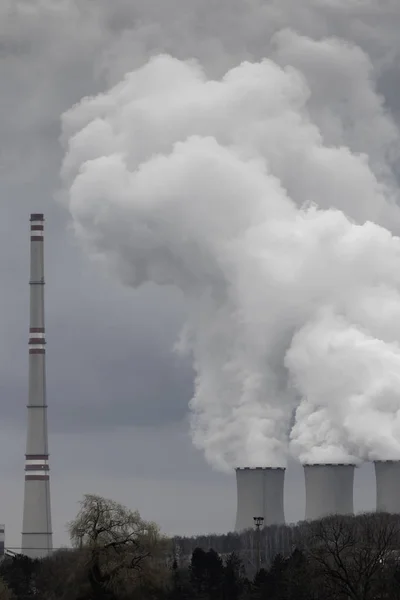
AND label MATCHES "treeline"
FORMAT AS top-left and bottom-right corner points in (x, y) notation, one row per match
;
(1, 495), (400, 599)
(172, 523), (296, 570)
